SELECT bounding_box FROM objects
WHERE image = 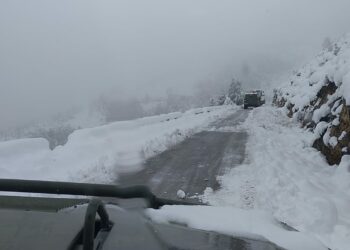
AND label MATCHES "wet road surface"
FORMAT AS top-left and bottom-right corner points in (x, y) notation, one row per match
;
(117, 109), (248, 202)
